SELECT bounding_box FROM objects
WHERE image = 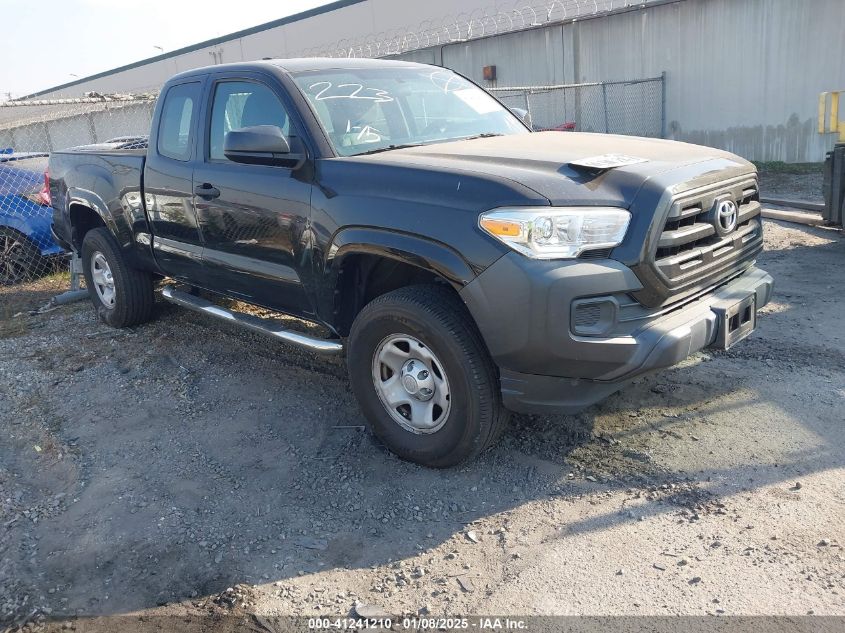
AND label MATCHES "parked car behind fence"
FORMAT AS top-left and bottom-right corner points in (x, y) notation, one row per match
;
(0, 150), (65, 285)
